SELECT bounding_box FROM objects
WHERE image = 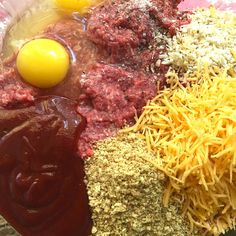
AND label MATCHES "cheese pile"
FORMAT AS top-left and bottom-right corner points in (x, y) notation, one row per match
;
(161, 7), (236, 79)
(124, 68), (236, 235)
